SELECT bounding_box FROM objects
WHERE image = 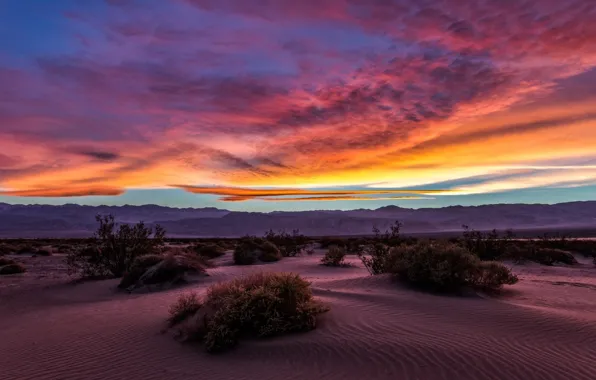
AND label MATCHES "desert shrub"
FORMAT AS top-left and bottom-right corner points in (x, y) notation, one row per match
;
(263, 229), (307, 257)
(0, 244), (16, 255)
(356, 221), (406, 274)
(67, 215), (166, 278)
(473, 261), (519, 290)
(35, 249), (52, 256)
(389, 242), (517, 292)
(233, 238), (281, 265)
(357, 242), (392, 275)
(118, 254), (165, 289)
(372, 220), (404, 247)
(534, 248), (577, 265)
(346, 238), (368, 254)
(304, 244), (316, 255)
(0, 257), (16, 266)
(16, 245), (37, 255)
(168, 292), (201, 327)
(119, 251), (208, 291)
(0, 262), (26, 275)
(55, 244), (73, 253)
(258, 241), (282, 262)
(319, 237), (346, 249)
(321, 246), (347, 267)
(169, 272), (328, 353)
(461, 225), (514, 260)
(504, 244), (578, 266)
(188, 243), (226, 259)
